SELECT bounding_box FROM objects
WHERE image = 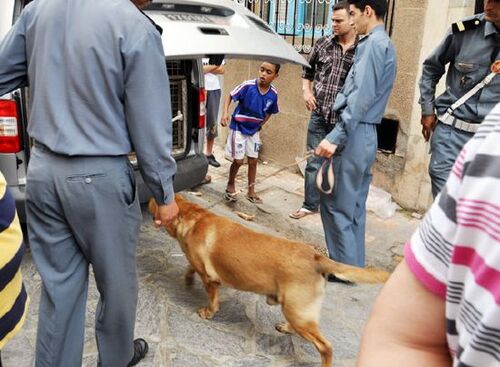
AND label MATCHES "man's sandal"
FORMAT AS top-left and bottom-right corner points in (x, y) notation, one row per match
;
(289, 207), (316, 219)
(128, 338), (149, 366)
